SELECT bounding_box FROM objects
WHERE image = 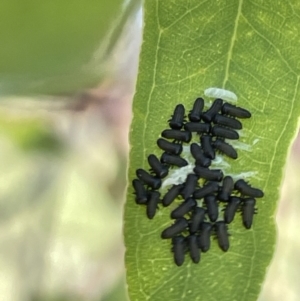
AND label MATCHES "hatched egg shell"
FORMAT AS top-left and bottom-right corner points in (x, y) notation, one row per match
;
(204, 87), (238, 102)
